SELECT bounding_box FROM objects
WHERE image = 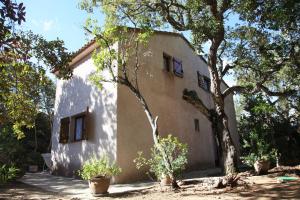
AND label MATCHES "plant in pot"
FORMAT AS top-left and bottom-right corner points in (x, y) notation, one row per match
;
(78, 156), (121, 195)
(242, 130), (277, 175)
(134, 135), (188, 188)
